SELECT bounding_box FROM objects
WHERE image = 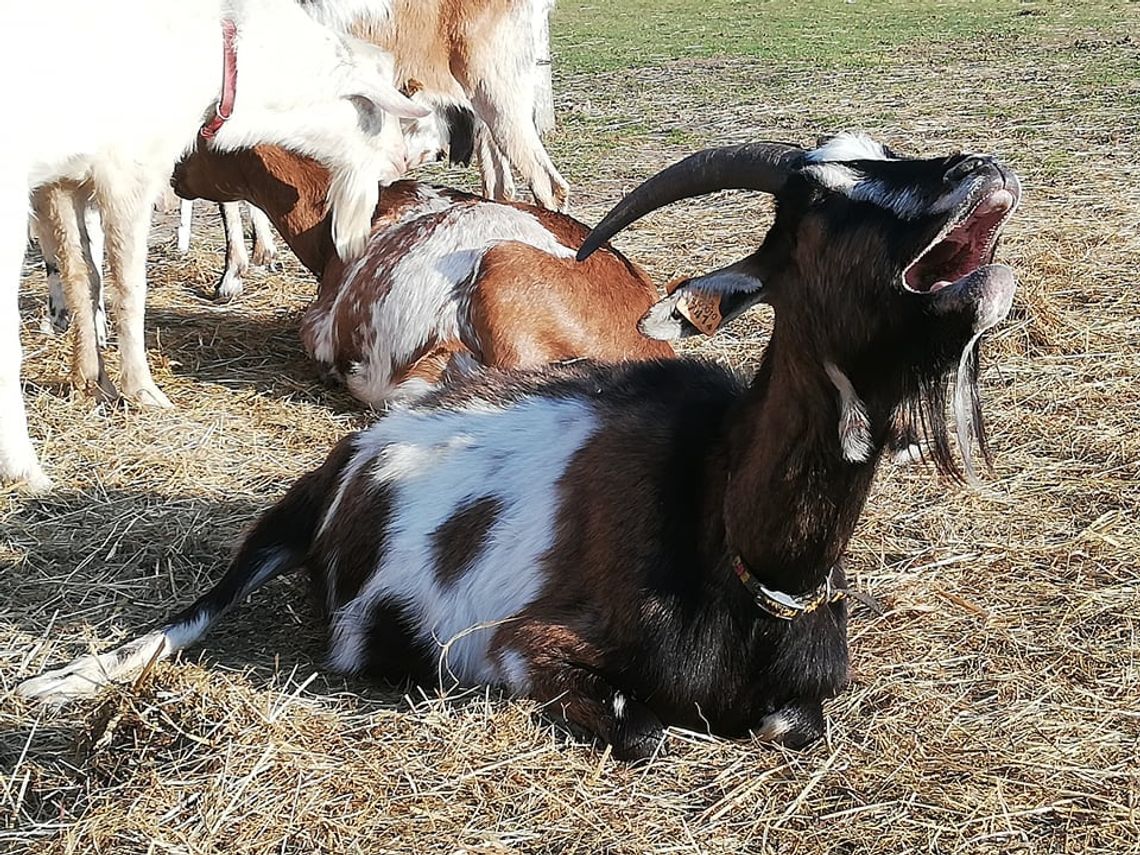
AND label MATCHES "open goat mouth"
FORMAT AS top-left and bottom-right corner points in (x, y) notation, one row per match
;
(903, 183), (1019, 294)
